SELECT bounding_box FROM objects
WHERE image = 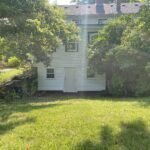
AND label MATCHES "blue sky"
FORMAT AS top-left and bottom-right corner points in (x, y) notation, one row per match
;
(50, 0), (72, 5)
